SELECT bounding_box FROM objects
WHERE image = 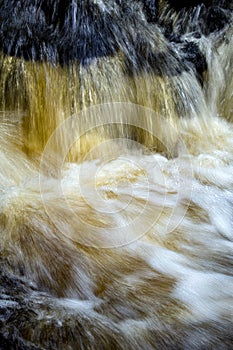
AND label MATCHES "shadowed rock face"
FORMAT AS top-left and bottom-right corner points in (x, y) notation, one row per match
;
(0, 0), (230, 70)
(167, 0), (212, 10)
(160, 1), (231, 38)
(0, 0), (121, 64)
(141, 0), (159, 22)
(167, 0), (232, 11)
